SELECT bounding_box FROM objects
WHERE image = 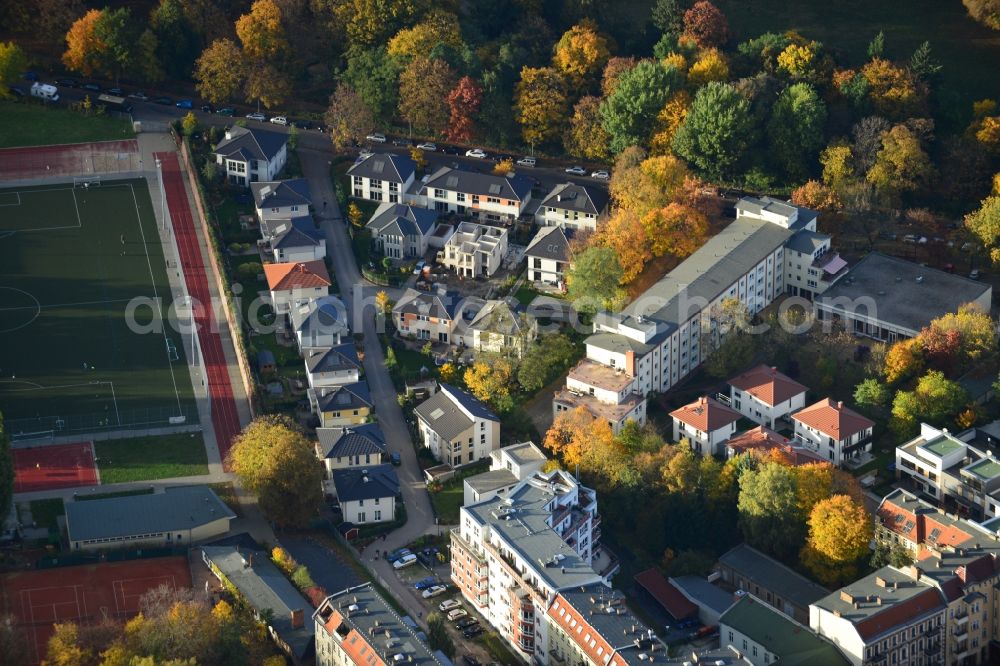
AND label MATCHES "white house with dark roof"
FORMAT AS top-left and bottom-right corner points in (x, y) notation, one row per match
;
(331, 464), (399, 524)
(439, 221), (508, 277)
(816, 252), (992, 342)
(728, 364), (808, 429)
(420, 166), (532, 222)
(670, 395), (742, 456)
(365, 203), (439, 259)
(525, 225), (572, 286)
(251, 178), (312, 222)
(347, 153), (415, 203)
(303, 343), (361, 389)
(393, 287), (463, 343)
(67, 485), (235, 552)
(414, 383), (500, 467)
(267, 217), (326, 263)
(290, 295), (348, 351)
(214, 126), (288, 187)
(459, 298), (535, 357)
(792, 398), (875, 466)
(535, 182), (609, 231)
(316, 423), (387, 496)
